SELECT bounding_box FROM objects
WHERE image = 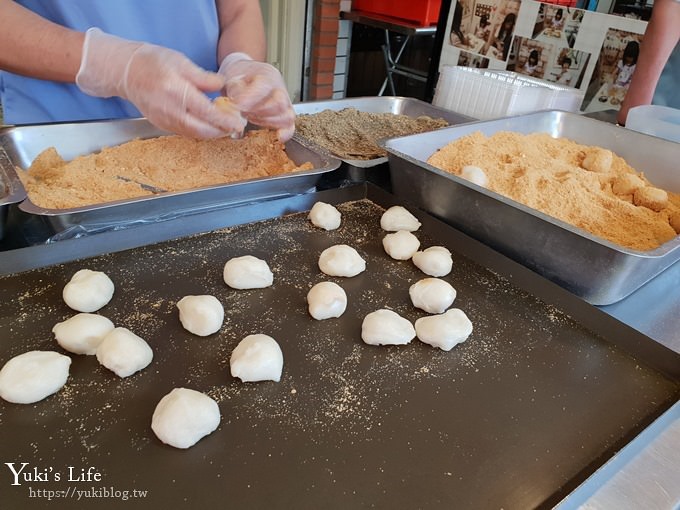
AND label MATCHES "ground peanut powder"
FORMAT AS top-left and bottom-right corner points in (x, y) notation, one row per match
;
(427, 131), (680, 251)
